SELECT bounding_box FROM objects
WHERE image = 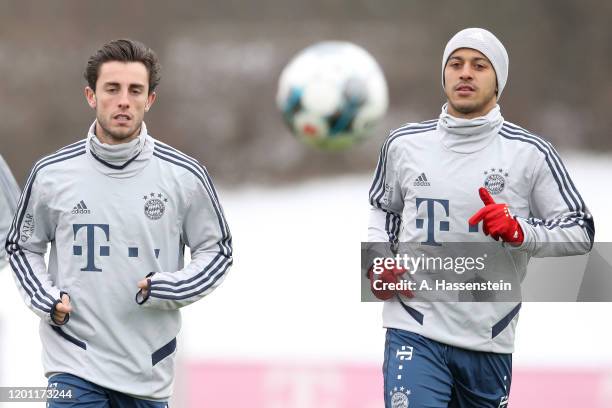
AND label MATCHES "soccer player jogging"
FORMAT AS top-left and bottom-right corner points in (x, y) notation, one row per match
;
(368, 28), (594, 407)
(6, 39), (233, 407)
